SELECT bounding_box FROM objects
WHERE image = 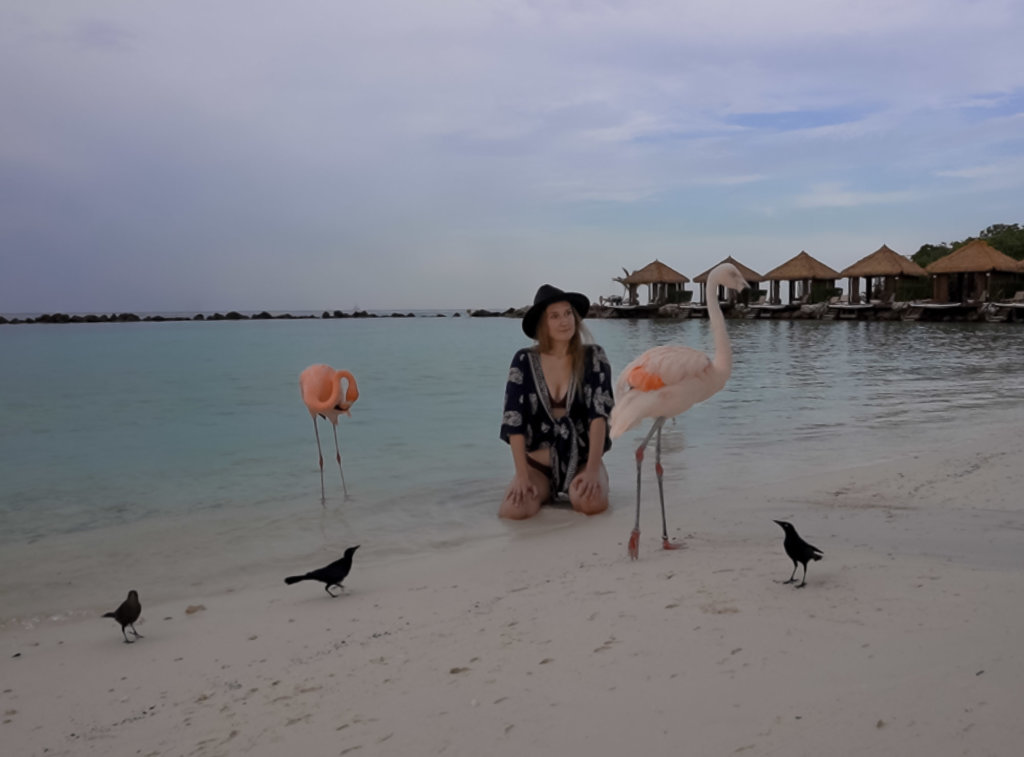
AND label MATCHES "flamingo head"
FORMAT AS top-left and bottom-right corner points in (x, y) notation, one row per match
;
(709, 263), (750, 293)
